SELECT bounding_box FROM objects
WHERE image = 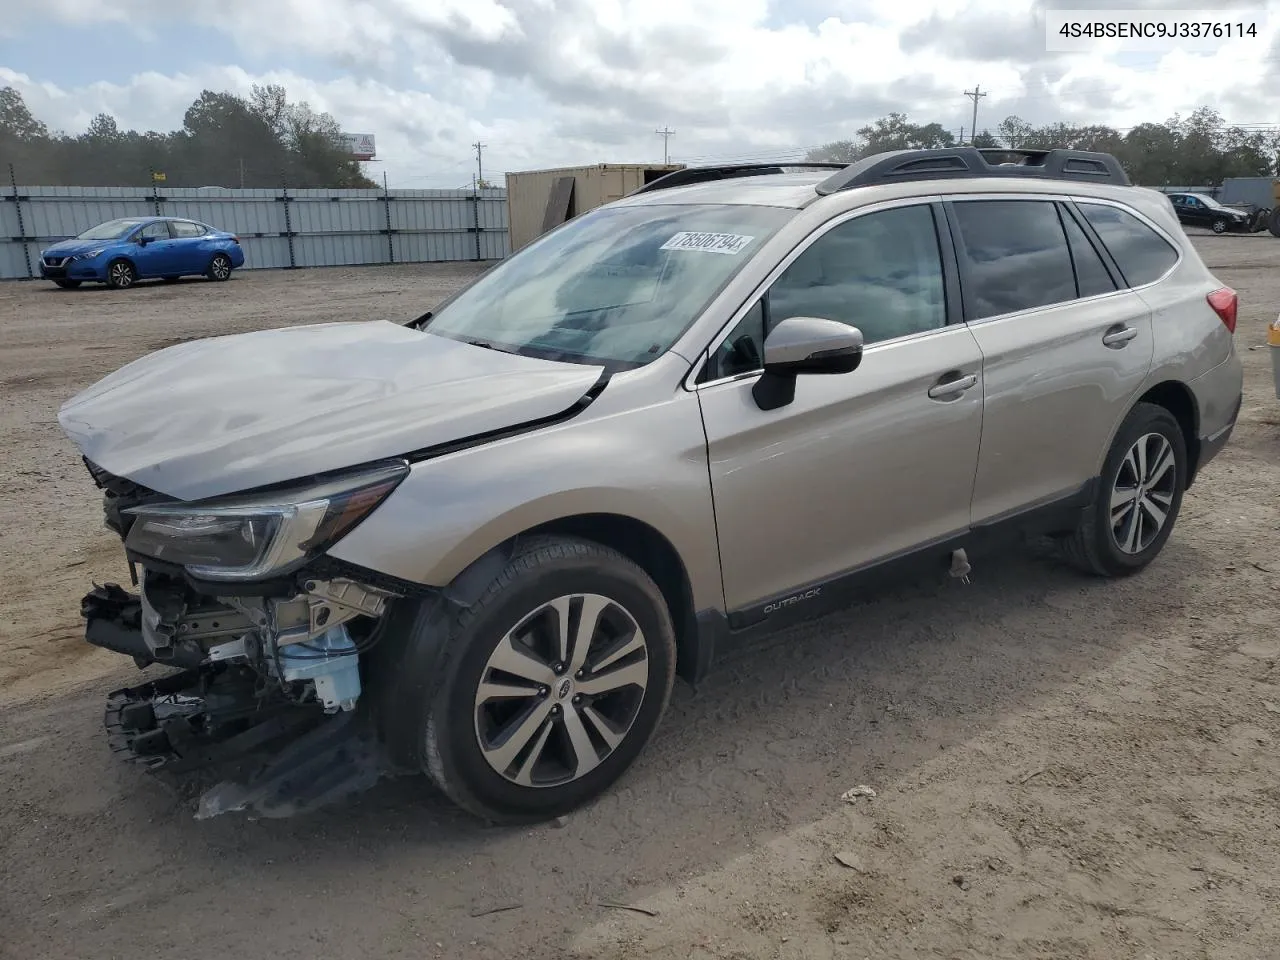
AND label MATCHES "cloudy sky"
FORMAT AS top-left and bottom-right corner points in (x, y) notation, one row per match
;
(3, 0), (1277, 187)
